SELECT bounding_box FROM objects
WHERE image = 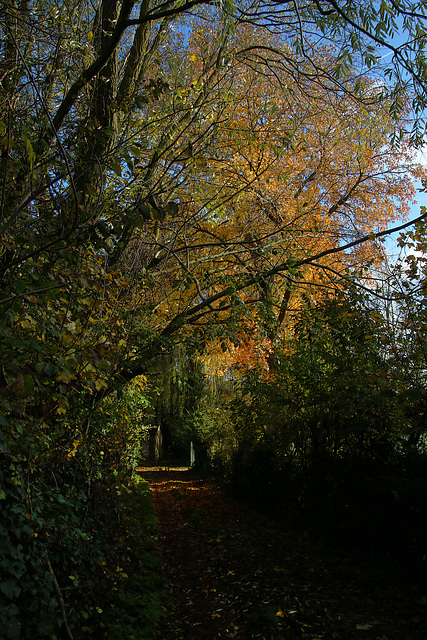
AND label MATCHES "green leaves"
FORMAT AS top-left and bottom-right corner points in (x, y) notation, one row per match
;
(0, 580), (21, 600)
(110, 157), (123, 177)
(21, 133), (36, 171)
(135, 199), (179, 225)
(43, 362), (56, 377)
